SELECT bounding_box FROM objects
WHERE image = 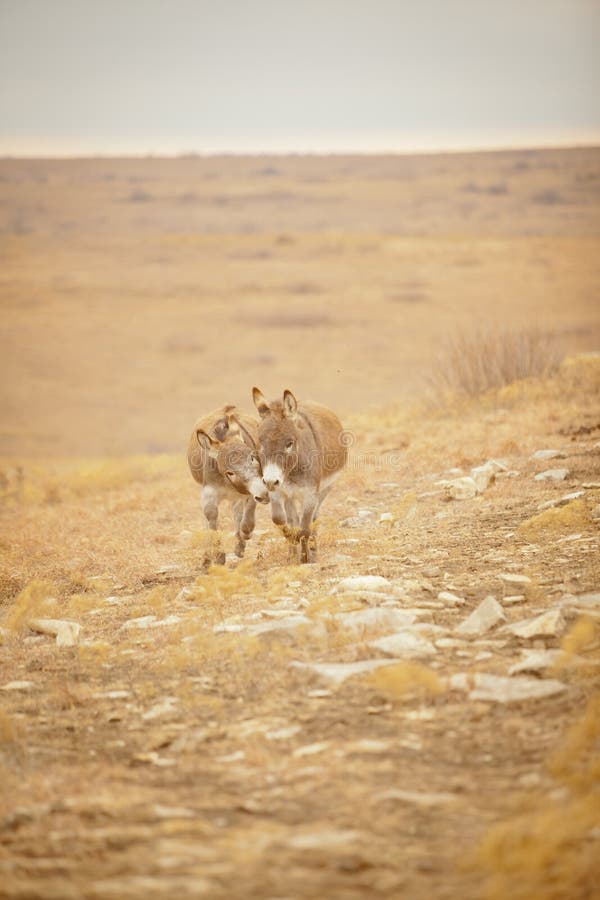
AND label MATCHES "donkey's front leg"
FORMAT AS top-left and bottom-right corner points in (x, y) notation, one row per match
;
(201, 485), (225, 566)
(299, 492), (319, 564)
(235, 497), (256, 557)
